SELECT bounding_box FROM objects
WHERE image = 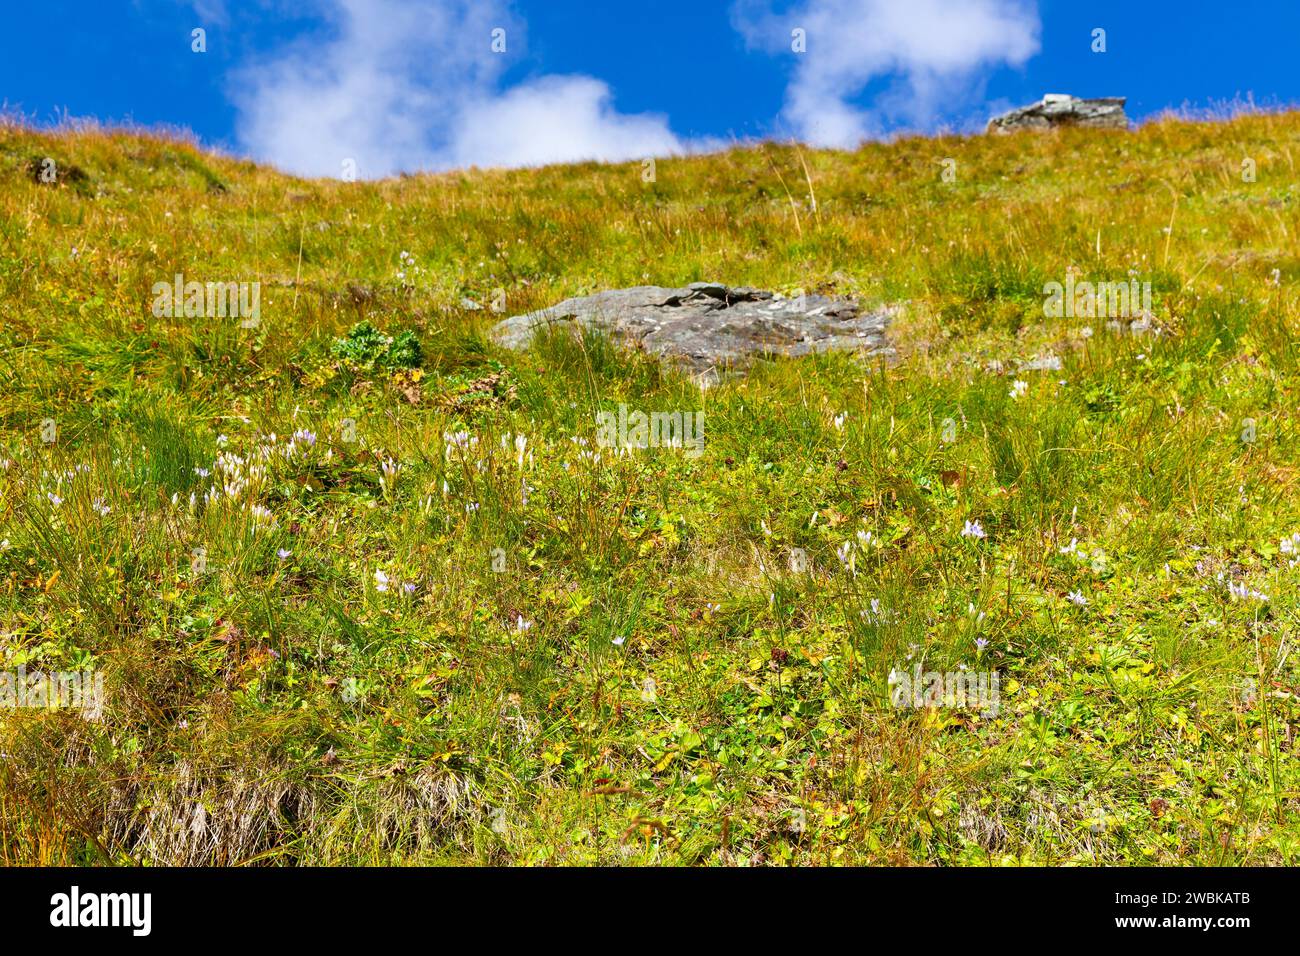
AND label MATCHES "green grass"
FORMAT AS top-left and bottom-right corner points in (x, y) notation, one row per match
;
(1, 111), (1300, 865)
